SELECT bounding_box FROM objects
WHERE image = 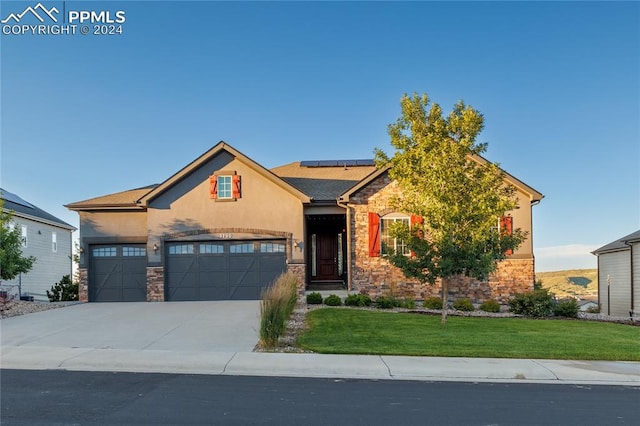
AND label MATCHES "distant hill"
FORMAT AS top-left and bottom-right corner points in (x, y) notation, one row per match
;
(536, 269), (598, 300)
